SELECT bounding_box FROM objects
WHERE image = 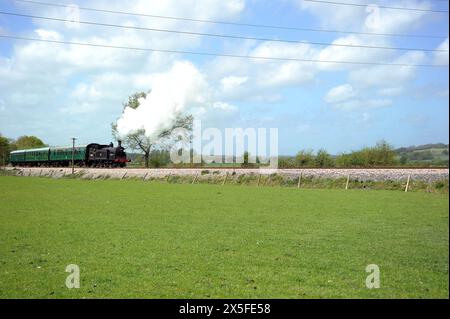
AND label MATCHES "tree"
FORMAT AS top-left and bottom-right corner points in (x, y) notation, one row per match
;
(0, 134), (11, 166)
(371, 140), (396, 166)
(335, 140), (397, 167)
(295, 149), (315, 167)
(14, 135), (46, 150)
(315, 149), (334, 167)
(149, 149), (171, 168)
(241, 151), (256, 168)
(400, 154), (408, 165)
(112, 92), (193, 168)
